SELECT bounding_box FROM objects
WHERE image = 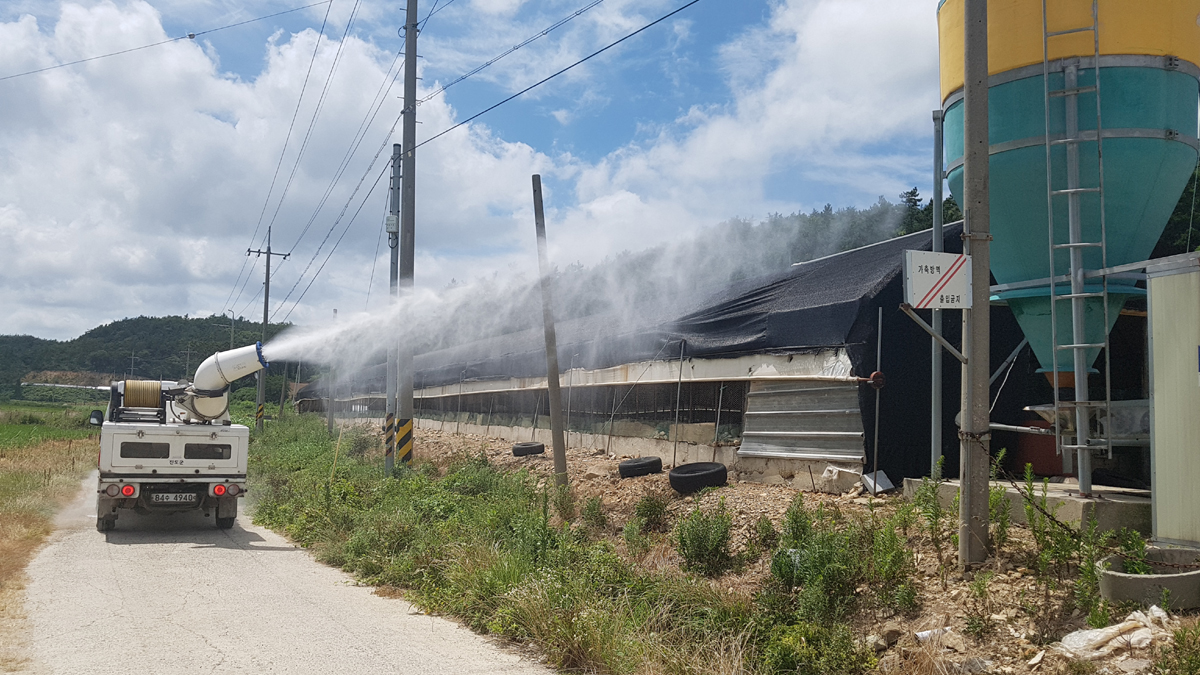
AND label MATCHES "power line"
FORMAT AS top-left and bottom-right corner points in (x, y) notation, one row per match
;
(0, 1), (333, 83)
(419, 0), (459, 29)
(226, 0), (335, 313)
(275, 0), (701, 319)
(365, 184), (391, 309)
(263, 0), (365, 240)
(414, 0), (702, 153)
(281, 162), (391, 322)
(286, 53), (404, 253)
(417, 0), (605, 107)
